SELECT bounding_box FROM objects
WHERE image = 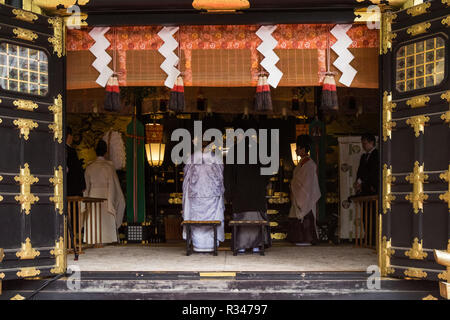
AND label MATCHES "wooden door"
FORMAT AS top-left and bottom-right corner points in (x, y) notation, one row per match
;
(379, 0), (450, 281)
(0, 4), (66, 281)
